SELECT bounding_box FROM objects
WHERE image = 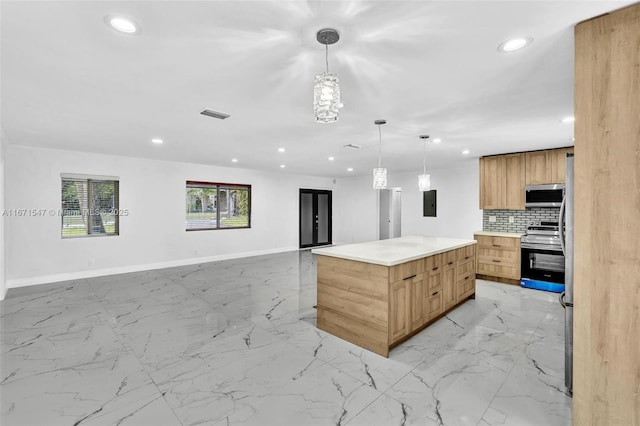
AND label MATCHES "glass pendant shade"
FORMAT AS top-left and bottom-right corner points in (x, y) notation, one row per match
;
(418, 173), (431, 191)
(373, 168), (387, 189)
(314, 72), (340, 123)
